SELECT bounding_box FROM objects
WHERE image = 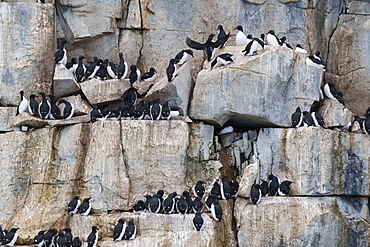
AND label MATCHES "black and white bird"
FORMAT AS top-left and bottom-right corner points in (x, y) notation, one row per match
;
(75, 55), (86, 83)
(211, 53), (233, 69)
(55, 39), (68, 65)
(148, 194), (162, 213)
(66, 57), (77, 70)
(268, 174), (280, 196)
(2, 228), (19, 247)
(133, 200), (146, 213)
(229, 180), (239, 198)
(117, 53), (128, 79)
(121, 105), (134, 120)
(28, 94), (39, 117)
(32, 230), (45, 247)
(242, 37), (265, 56)
(279, 180), (293, 196)
(38, 92), (51, 119)
(163, 192), (177, 214)
(78, 197), (92, 216)
(193, 210), (204, 231)
(220, 178), (231, 200)
(96, 59), (109, 80)
(259, 179), (269, 196)
(205, 194), (217, 212)
(123, 219), (136, 240)
(58, 99), (75, 119)
(303, 111), (315, 126)
(210, 179), (222, 199)
(141, 67), (157, 82)
(57, 230), (67, 247)
(311, 112), (325, 127)
(124, 87), (138, 106)
(62, 228), (73, 247)
(48, 95), (61, 119)
(0, 227), (6, 245)
(186, 33), (229, 61)
(67, 196), (81, 215)
(295, 44), (307, 53)
(217, 25), (228, 48)
(182, 191), (193, 213)
(266, 30), (281, 46)
(161, 100), (171, 120)
(234, 25), (248, 46)
(280, 36), (292, 49)
(113, 218), (126, 241)
(176, 195), (188, 214)
(306, 51), (326, 70)
(133, 101), (145, 120)
(85, 58), (102, 79)
(363, 107), (370, 135)
(192, 196), (204, 213)
(129, 65), (141, 85)
(193, 180), (206, 198)
(16, 91), (29, 116)
(144, 195), (152, 211)
(90, 105), (103, 123)
(250, 182), (261, 205)
(175, 49), (194, 66)
(166, 59), (179, 82)
(323, 83), (341, 102)
(291, 107), (303, 128)
(43, 229), (57, 247)
(72, 237), (82, 247)
(107, 61), (117, 79)
(211, 199), (222, 222)
(87, 226), (98, 247)
(150, 98), (162, 120)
